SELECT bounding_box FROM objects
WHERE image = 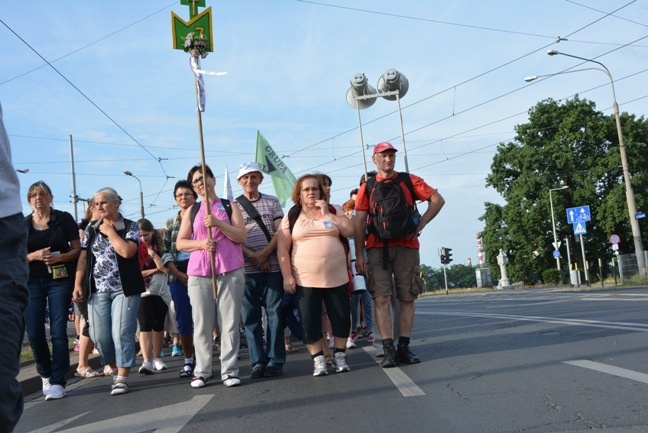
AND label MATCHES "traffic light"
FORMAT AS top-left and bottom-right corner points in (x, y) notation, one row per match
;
(440, 247), (454, 265)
